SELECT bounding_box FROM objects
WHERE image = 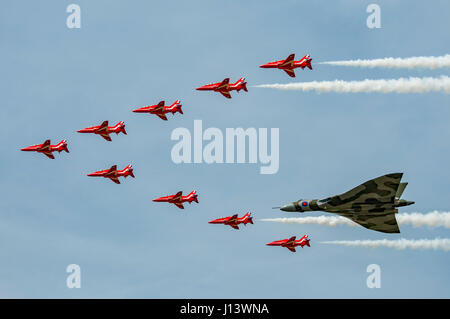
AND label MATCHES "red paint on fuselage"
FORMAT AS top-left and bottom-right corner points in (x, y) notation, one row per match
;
(266, 235), (311, 252)
(153, 190), (198, 209)
(87, 164), (134, 184)
(209, 212), (253, 229)
(260, 54), (312, 77)
(77, 121), (126, 141)
(133, 100), (183, 121)
(21, 139), (69, 159)
(196, 78), (248, 98)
